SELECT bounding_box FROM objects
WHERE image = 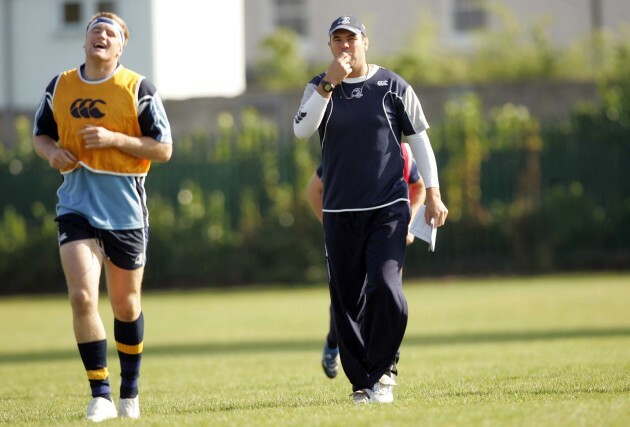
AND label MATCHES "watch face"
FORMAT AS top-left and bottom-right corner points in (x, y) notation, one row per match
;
(323, 82), (333, 92)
